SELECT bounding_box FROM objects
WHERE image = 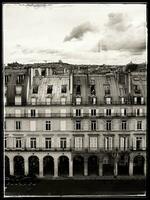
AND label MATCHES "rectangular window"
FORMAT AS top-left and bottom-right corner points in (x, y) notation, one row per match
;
(76, 85), (81, 95)
(106, 109), (111, 116)
(60, 120), (66, 130)
(15, 96), (22, 105)
(136, 137), (143, 150)
(91, 120), (96, 131)
(16, 138), (22, 148)
(31, 97), (36, 105)
(47, 85), (53, 94)
(46, 97), (51, 105)
(15, 109), (21, 117)
(137, 121), (142, 130)
(16, 85), (22, 95)
(75, 120), (81, 130)
(91, 97), (96, 105)
(61, 85), (67, 93)
(5, 75), (10, 84)
(60, 138), (67, 149)
(76, 97), (81, 105)
(120, 137), (129, 151)
(136, 108), (142, 116)
(45, 109), (51, 117)
(121, 97), (125, 104)
(74, 137), (83, 150)
(45, 121), (51, 130)
(31, 109), (36, 117)
(16, 75), (24, 84)
(16, 121), (21, 130)
(45, 138), (51, 149)
(89, 137), (98, 150)
(61, 97), (66, 105)
(122, 120), (127, 130)
(106, 120), (111, 131)
(91, 109), (96, 117)
(104, 137), (113, 150)
(30, 138), (36, 148)
(76, 109), (81, 117)
(121, 108), (127, 116)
